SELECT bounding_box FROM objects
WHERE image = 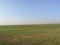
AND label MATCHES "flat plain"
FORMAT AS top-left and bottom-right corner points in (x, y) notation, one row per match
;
(0, 24), (60, 45)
